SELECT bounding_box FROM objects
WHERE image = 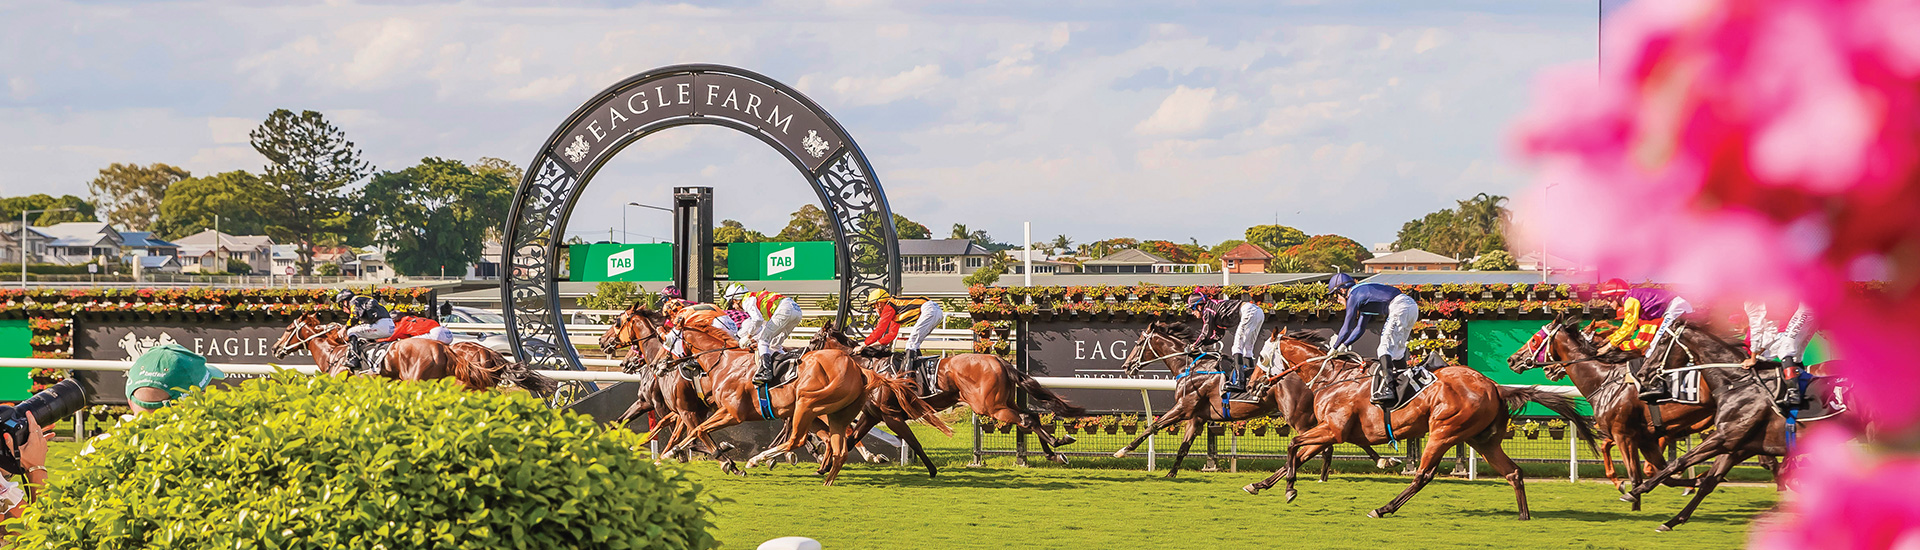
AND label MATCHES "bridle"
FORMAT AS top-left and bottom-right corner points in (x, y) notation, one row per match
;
(1516, 322), (1586, 370)
(605, 311), (665, 353)
(1122, 330), (1196, 376)
(1263, 337), (1355, 387)
(275, 318), (341, 358)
